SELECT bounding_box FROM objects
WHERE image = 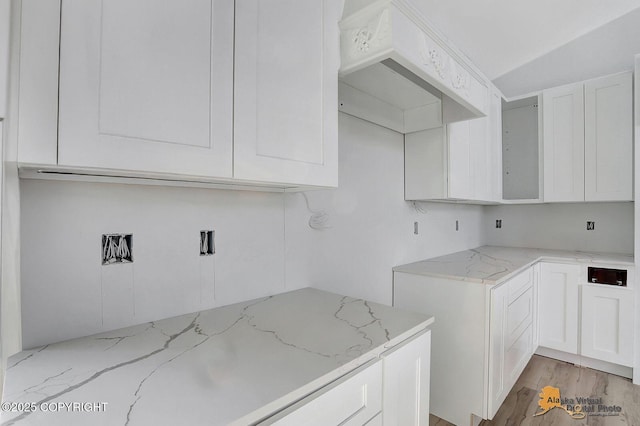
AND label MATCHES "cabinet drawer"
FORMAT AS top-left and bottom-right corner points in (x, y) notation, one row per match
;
(506, 287), (533, 347)
(261, 360), (382, 425)
(507, 268), (534, 303)
(505, 325), (533, 384)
